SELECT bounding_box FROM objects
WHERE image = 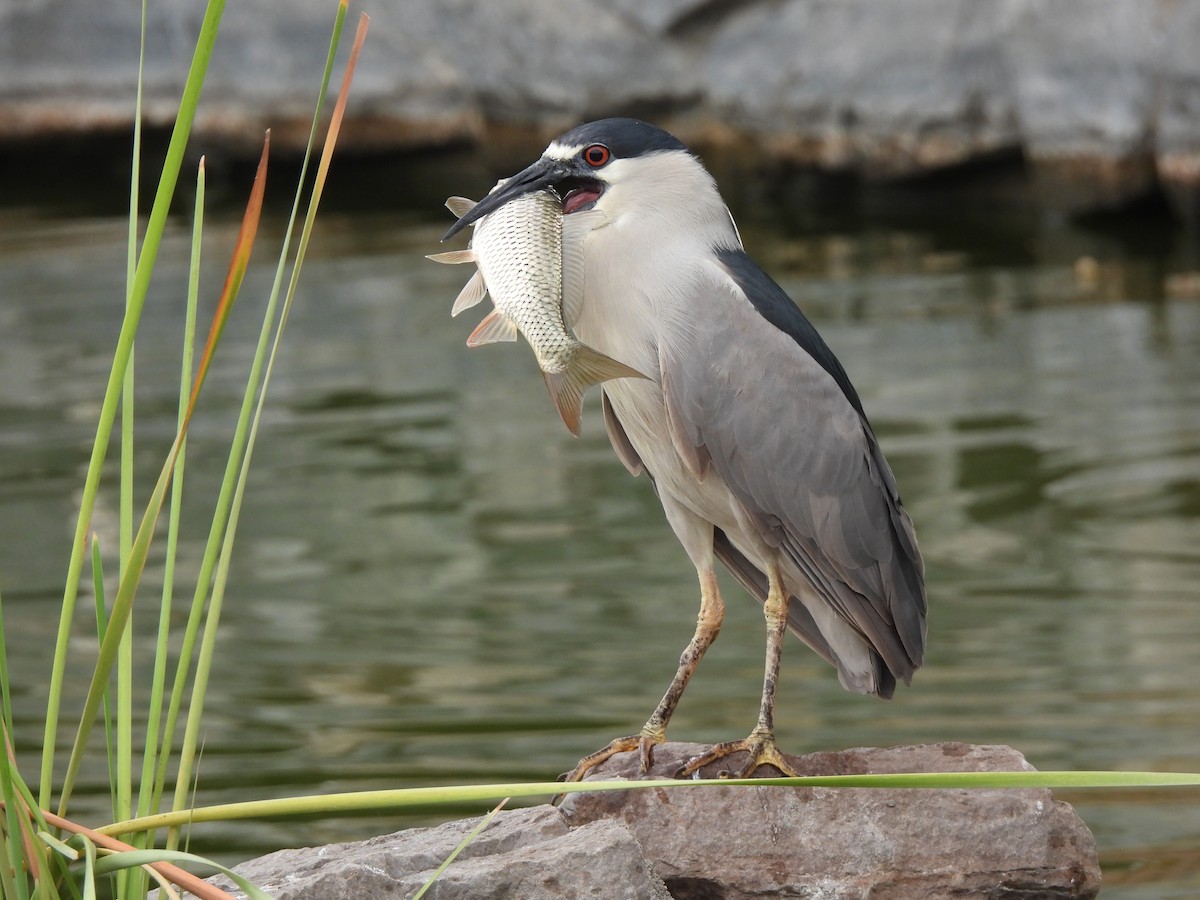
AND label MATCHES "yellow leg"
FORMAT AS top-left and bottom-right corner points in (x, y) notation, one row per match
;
(560, 567), (725, 782)
(676, 560), (800, 779)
